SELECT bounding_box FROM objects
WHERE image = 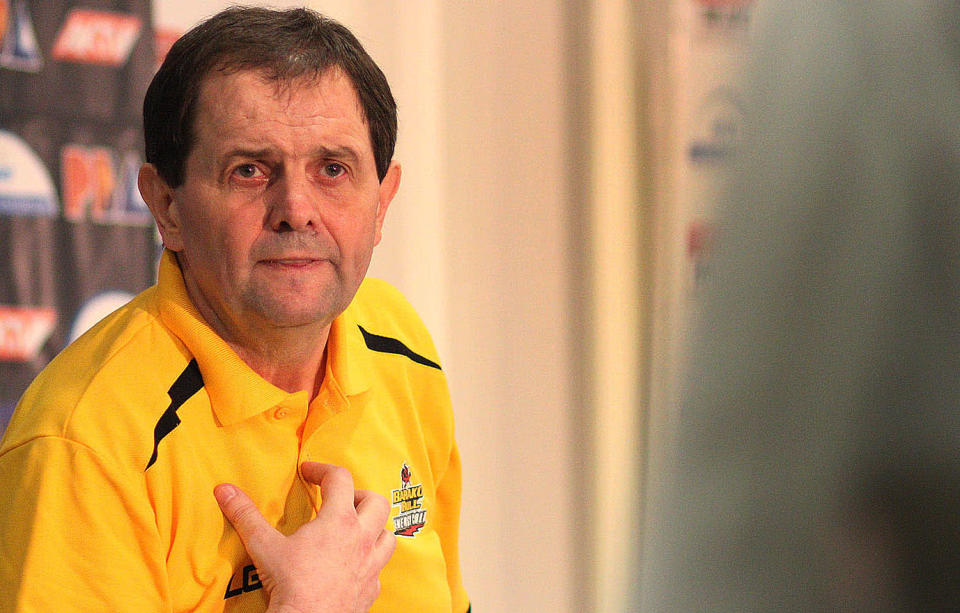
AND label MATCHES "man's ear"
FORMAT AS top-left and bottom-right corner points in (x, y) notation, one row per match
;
(374, 161), (401, 246)
(138, 164), (184, 251)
